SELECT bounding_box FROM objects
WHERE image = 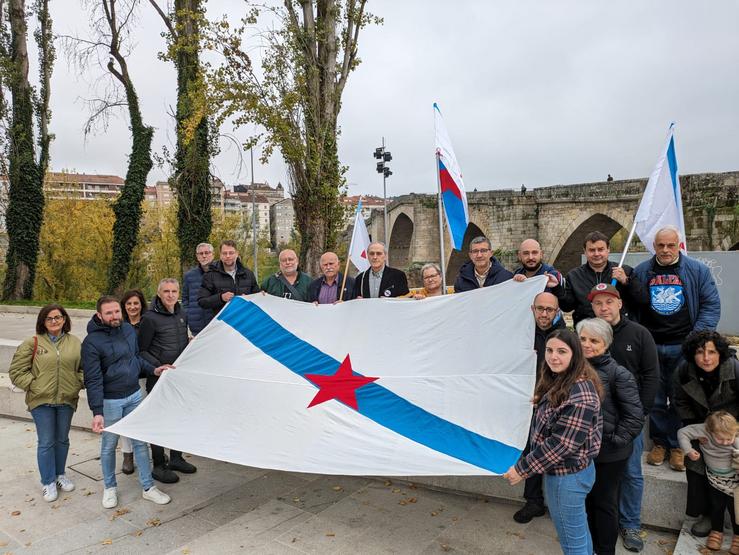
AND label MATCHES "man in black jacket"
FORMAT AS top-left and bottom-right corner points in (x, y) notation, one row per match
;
(353, 242), (409, 299)
(309, 252), (355, 303)
(454, 236), (513, 293)
(513, 291), (566, 524)
(198, 240), (260, 322)
(589, 283), (659, 552)
(557, 231), (645, 327)
(139, 278), (195, 483)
